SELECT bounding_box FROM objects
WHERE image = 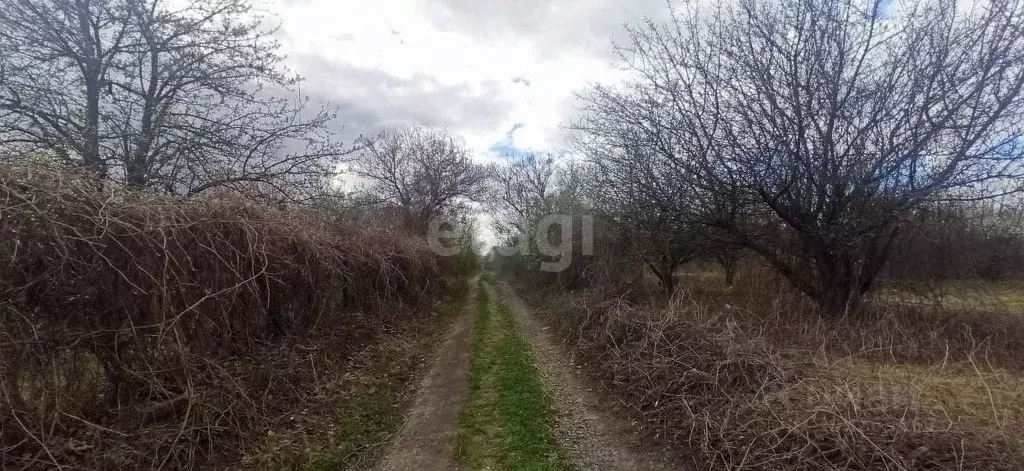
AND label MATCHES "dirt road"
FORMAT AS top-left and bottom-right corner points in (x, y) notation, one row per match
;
(375, 281), (477, 471)
(376, 278), (688, 470)
(489, 281), (690, 471)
